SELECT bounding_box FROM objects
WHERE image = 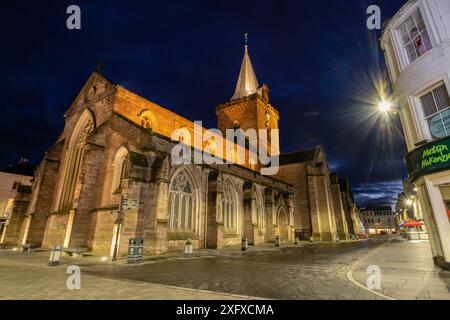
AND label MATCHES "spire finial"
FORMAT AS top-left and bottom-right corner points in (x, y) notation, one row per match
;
(231, 33), (259, 100)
